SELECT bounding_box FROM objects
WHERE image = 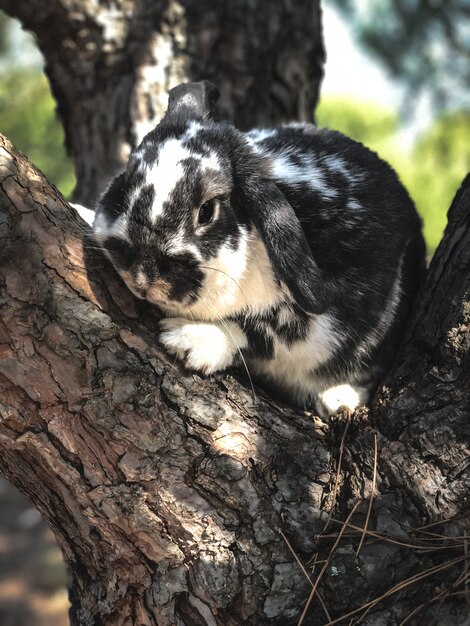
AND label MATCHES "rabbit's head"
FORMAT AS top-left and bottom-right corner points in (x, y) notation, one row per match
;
(93, 81), (331, 318)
